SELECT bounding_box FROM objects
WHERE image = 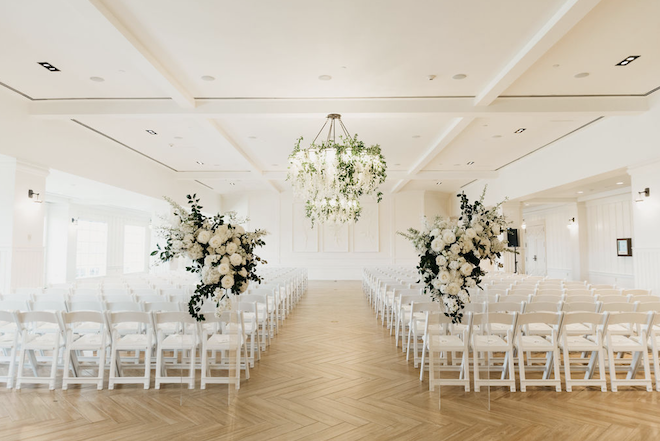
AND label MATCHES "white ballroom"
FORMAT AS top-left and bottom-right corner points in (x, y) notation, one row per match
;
(1, 0), (660, 440)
